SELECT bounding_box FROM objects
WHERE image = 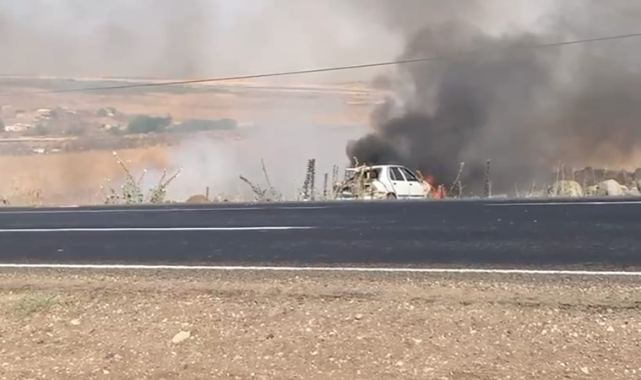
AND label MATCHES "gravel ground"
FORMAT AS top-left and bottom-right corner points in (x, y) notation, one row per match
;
(1, 269), (641, 380)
